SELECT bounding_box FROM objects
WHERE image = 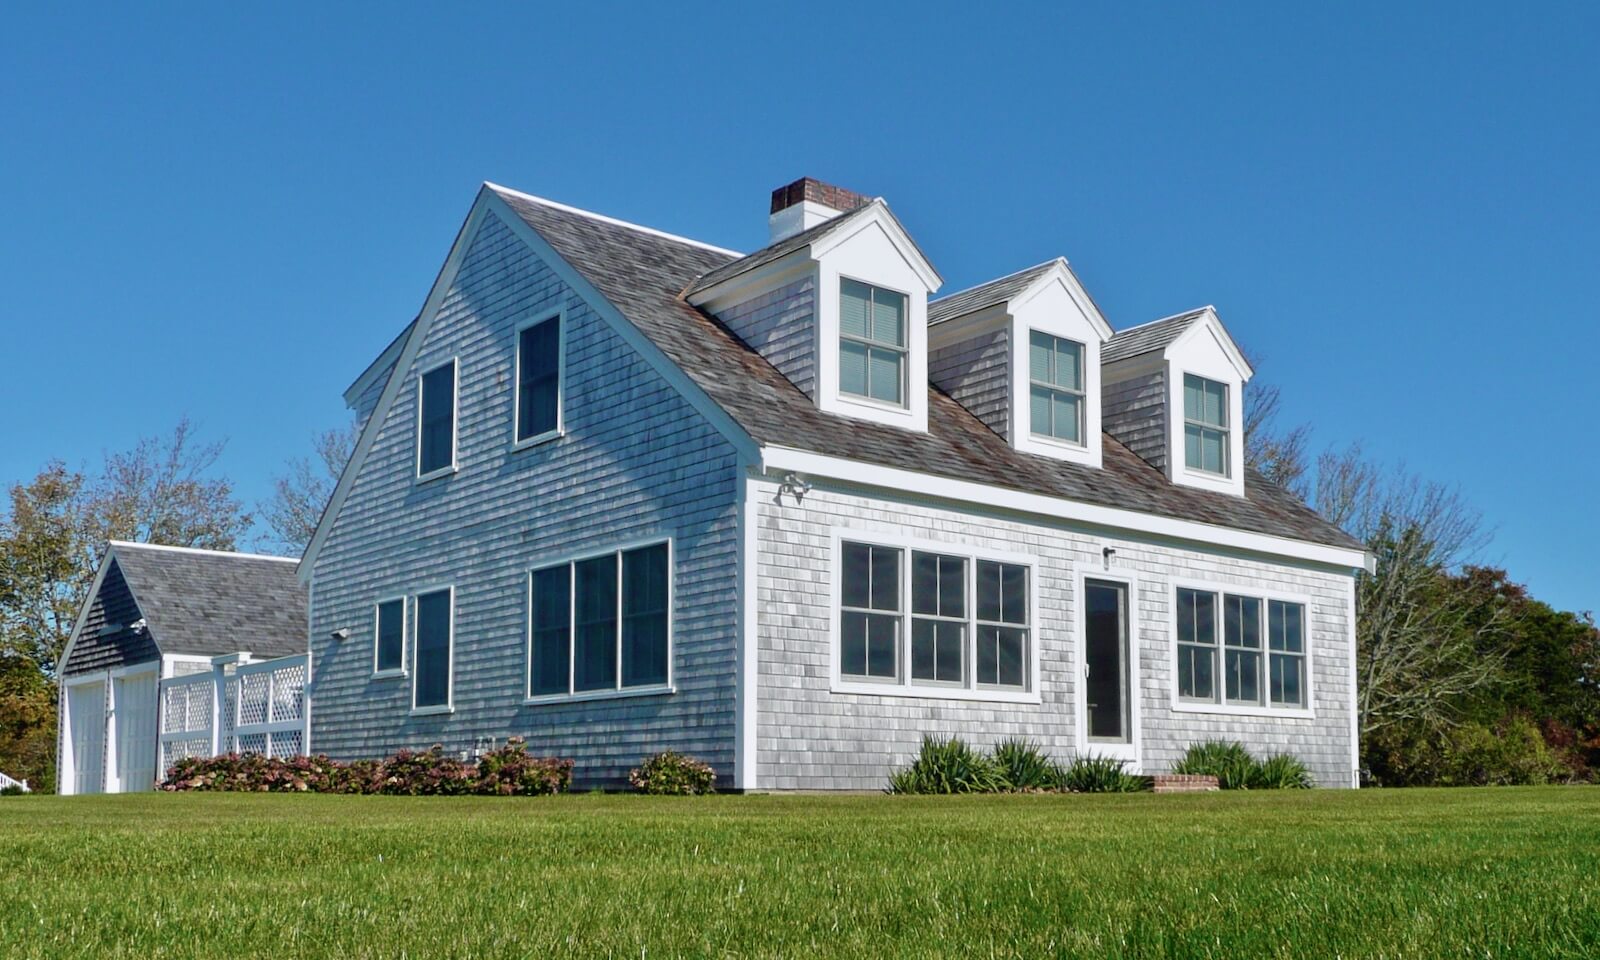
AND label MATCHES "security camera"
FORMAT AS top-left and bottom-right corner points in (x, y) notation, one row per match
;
(129, 618), (148, 634)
